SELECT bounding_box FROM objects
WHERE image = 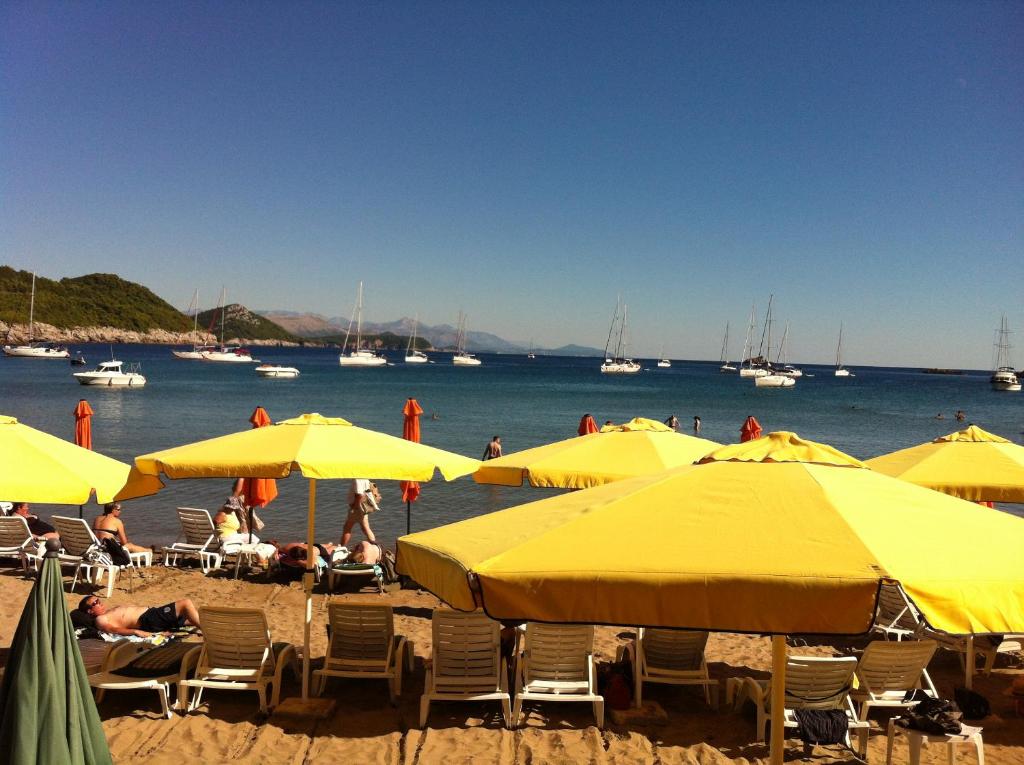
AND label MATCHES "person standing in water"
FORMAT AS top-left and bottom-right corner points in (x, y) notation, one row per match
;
(693, 415), (702, 434)
(482, 436), (503, 460)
